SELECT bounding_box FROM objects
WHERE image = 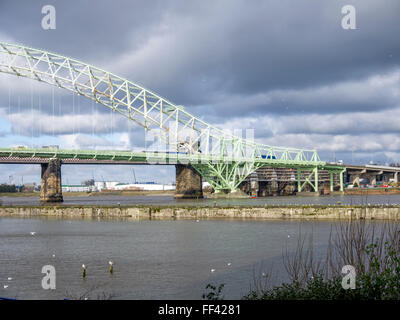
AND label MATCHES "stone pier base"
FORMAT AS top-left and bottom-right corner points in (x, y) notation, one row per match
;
(174, 164), (203, 198)
(40, 159), (63, 203)
(296, 191), (320, 196)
